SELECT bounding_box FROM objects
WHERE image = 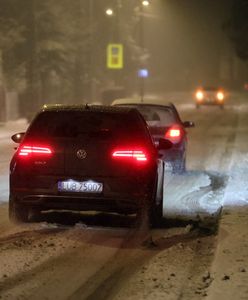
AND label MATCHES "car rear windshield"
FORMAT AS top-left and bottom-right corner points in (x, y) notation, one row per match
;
(117, 105), (177, 127)
(27, 110), (148, 141)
